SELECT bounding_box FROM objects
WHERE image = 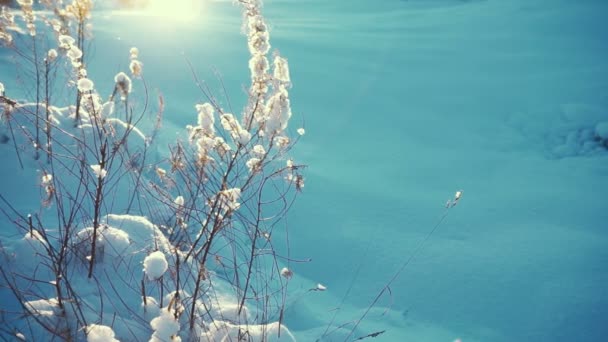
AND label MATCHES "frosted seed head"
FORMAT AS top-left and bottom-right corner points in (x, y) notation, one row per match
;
(67, 46), (82, 61)
(455, 190), (462, 201)
(77, 78), (94, 92)
(246, 157), (261, 173)
(41, 174), (53, 185)
(58, 34), (75, 49)
(273, 56), (290, 83)
(129, 47), (139, 59)
(114, 72), (132, 99)
(280, 267), (293, 279)
(129, 59), (143, 77)
(47, 49), (58, 61)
